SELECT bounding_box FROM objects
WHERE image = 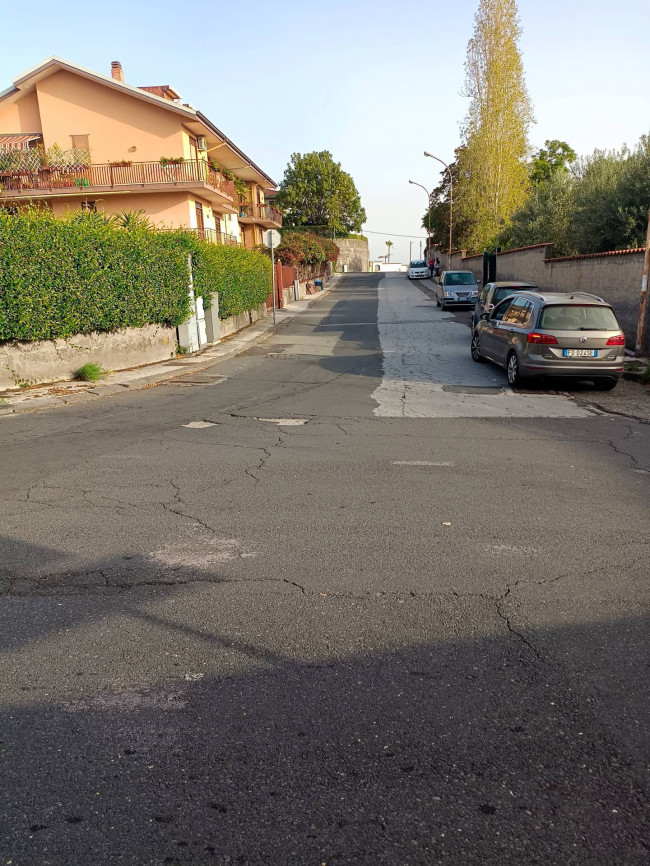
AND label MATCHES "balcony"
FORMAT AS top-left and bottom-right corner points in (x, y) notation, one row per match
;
(189, 227), (240, 246)
(0, 160), (236, 211)
(237, 203), (282, 228)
